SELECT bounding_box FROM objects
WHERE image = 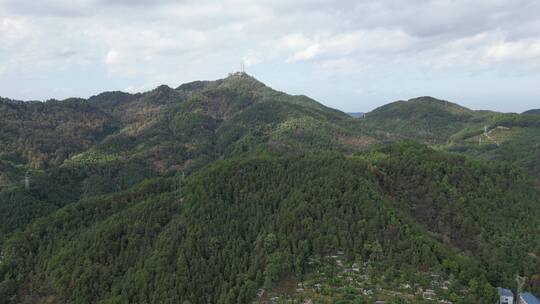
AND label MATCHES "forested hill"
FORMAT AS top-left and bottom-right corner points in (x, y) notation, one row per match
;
(1, 143), (539, 303)
(524, 109), (540, 115)
(360, 96), (540, 179)
(0, 73), (373, 254)
(1, 75), (539, 303)
(362, 96), (475, 144)
(2, 77), (537, 179)
(0, 97), (119, 169)
(0, 73), (370, 173)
